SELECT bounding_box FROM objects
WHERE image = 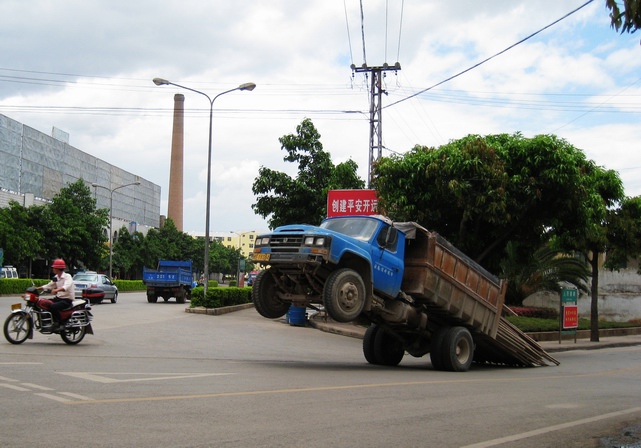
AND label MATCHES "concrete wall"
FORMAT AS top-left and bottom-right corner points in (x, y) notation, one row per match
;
(524, 265), (641, 322)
